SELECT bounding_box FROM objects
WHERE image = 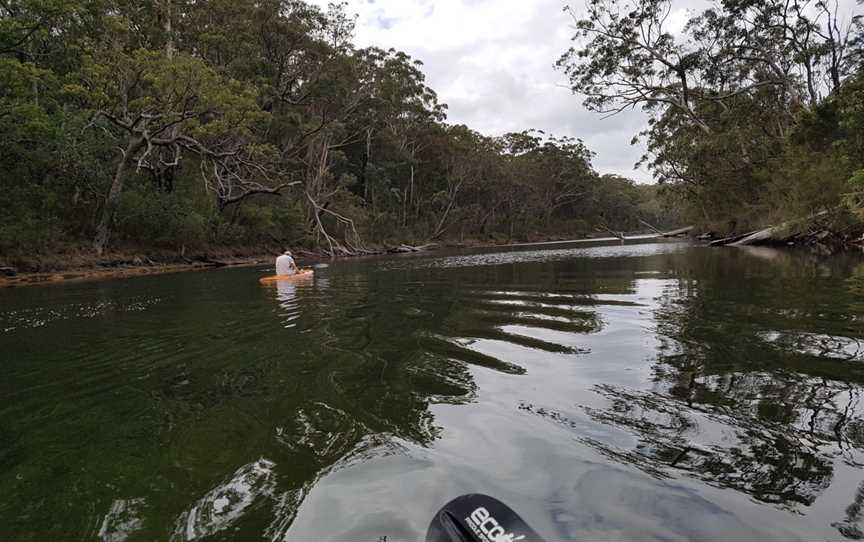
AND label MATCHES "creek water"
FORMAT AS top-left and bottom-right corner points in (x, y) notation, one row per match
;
(2, 241), (864, 541)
